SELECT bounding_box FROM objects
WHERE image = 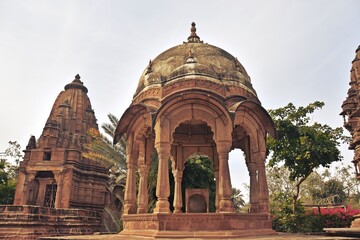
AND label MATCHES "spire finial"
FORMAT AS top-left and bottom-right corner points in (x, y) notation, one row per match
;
(145, 59), (153, 74)
(353, 45), (360, 63)
(187, 22), (203, 43)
